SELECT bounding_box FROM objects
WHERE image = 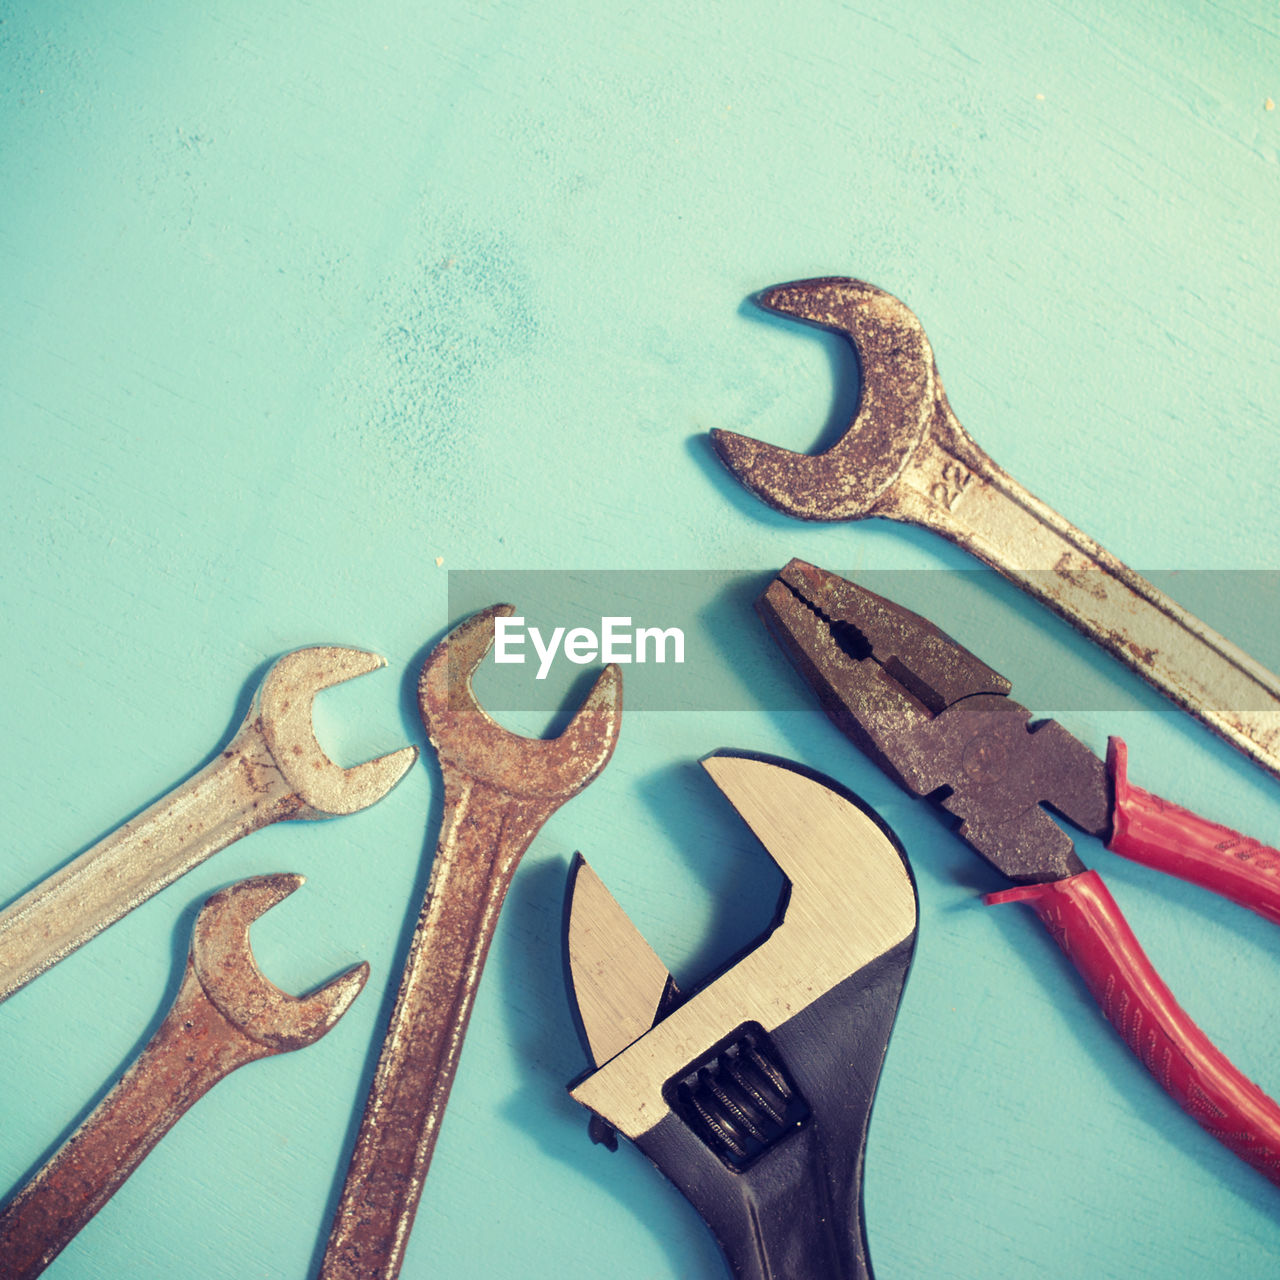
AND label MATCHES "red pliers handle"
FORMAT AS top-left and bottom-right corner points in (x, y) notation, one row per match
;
(990, 737), (1280, 1185)
(1106, 737), (1280, 924)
